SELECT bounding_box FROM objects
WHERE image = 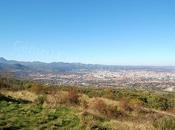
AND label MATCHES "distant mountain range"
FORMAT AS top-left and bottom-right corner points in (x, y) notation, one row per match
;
(0, 57), (175, 76)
